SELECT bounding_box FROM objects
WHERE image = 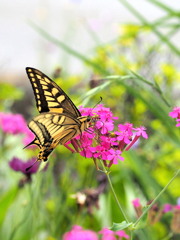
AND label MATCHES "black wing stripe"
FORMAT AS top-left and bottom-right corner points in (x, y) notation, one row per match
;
(26, 67), (81, 117)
